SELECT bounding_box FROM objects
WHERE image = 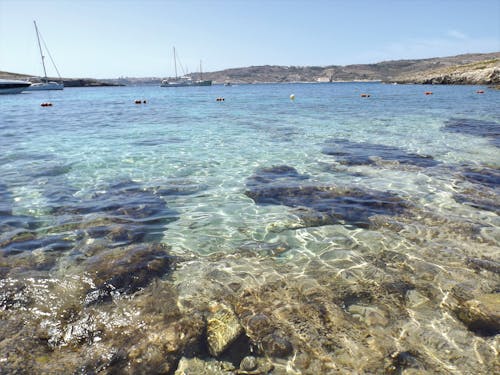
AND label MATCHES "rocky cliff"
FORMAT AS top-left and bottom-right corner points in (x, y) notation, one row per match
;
(393, 59), (500, 85)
